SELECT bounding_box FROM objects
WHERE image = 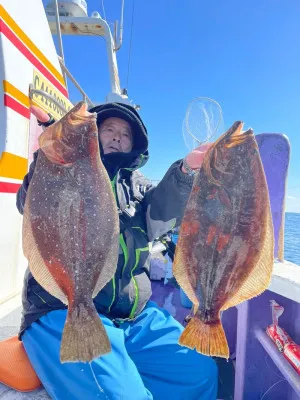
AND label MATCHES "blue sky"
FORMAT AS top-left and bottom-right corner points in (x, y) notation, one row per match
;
(46, 0), (300, 212)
